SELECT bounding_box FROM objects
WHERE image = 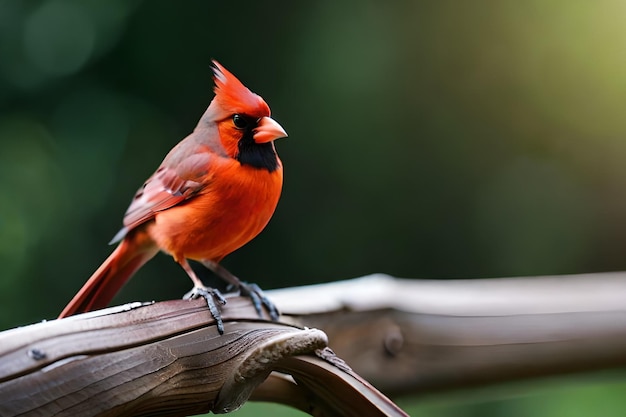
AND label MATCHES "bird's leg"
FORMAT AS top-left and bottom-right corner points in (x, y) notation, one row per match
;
(177, 258), (226, 334)
(201, 260), (279, 321)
